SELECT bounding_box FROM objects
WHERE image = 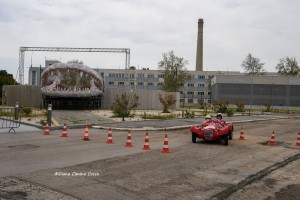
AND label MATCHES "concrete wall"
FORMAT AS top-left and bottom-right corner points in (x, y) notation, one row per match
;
(2, 85), (180, 110)
(2, 85), (43, 108)
(102, 88), (180, 110)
